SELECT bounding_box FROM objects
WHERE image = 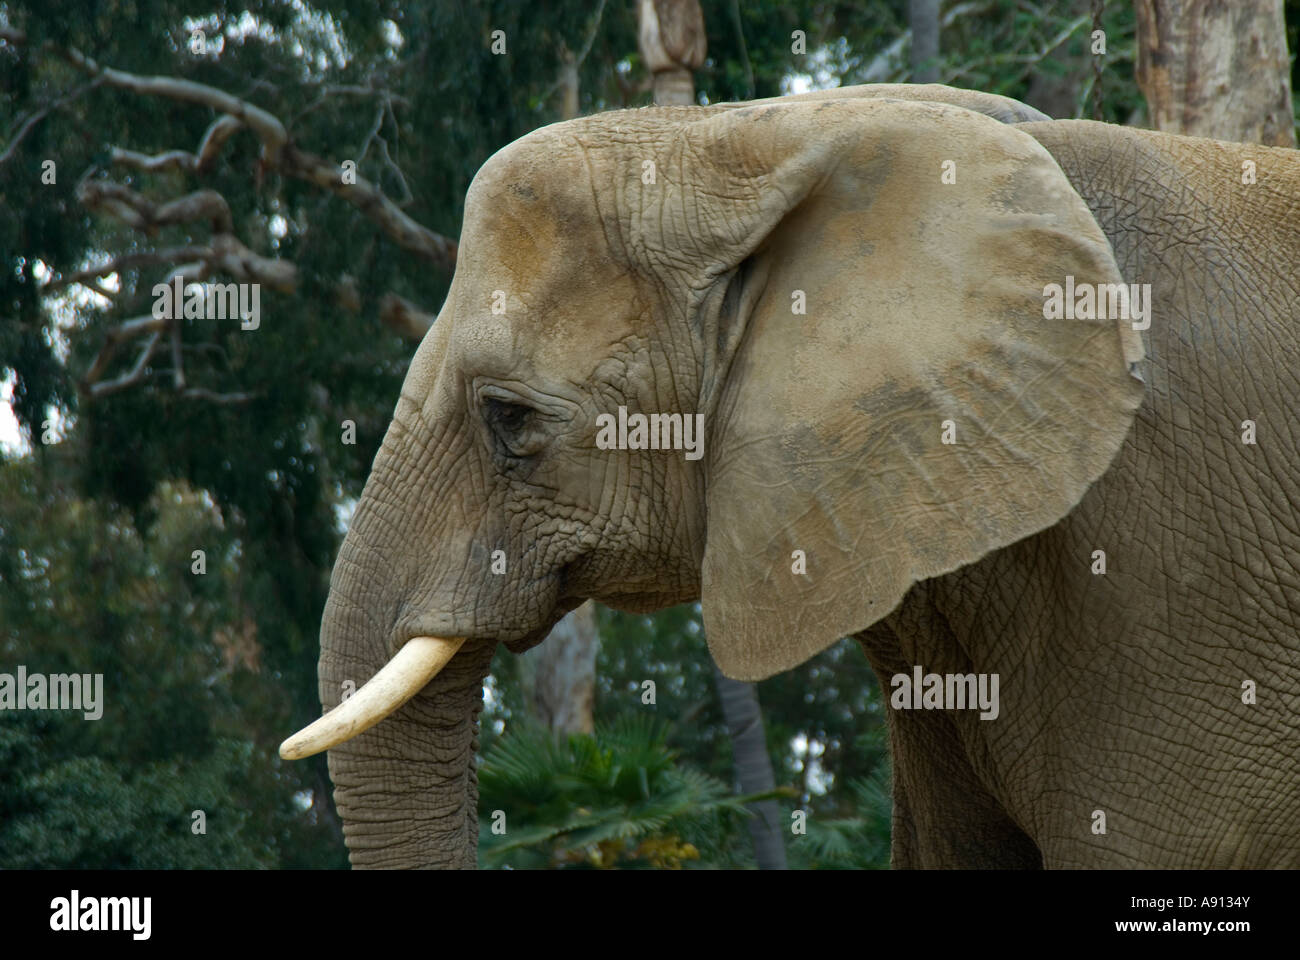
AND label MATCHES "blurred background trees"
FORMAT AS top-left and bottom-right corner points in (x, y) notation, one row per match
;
(2, 0), (1295, 868)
